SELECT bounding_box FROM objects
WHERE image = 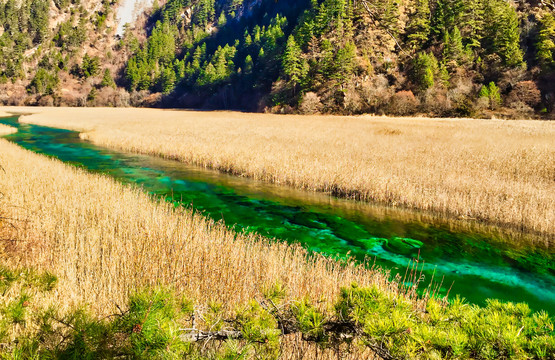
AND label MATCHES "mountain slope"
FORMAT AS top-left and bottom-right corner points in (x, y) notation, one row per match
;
(0, 0), (554, 118)
(121, 0), (555, 118)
